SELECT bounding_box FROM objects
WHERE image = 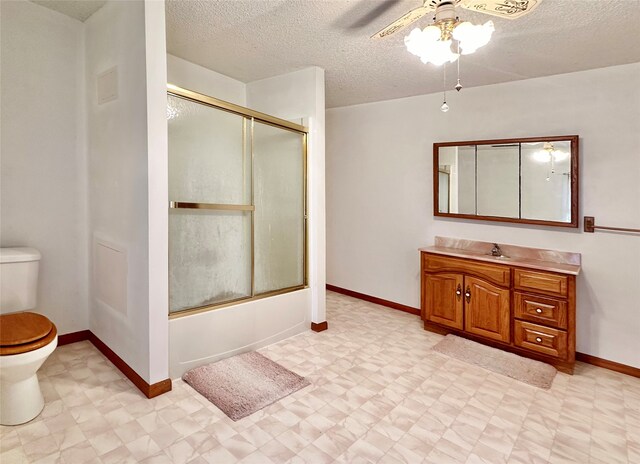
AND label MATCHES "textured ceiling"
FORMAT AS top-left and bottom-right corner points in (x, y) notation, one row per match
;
(166, 0), (640, 108)
(31, 0), (106, 22)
